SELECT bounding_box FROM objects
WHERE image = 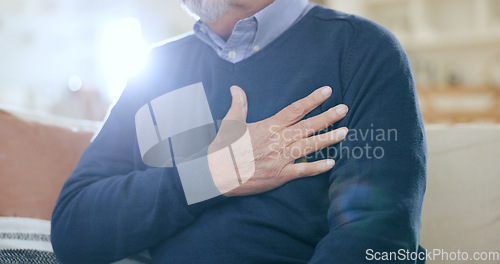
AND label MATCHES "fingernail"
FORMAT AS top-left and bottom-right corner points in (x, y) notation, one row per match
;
(321, 86), (332, 97)
(337, 128), (347, 138)
(326, 159), (335, 167)
(336, 105), (347, 115)
(230, 86), (239, 97)
(231, 86), (245, 104)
